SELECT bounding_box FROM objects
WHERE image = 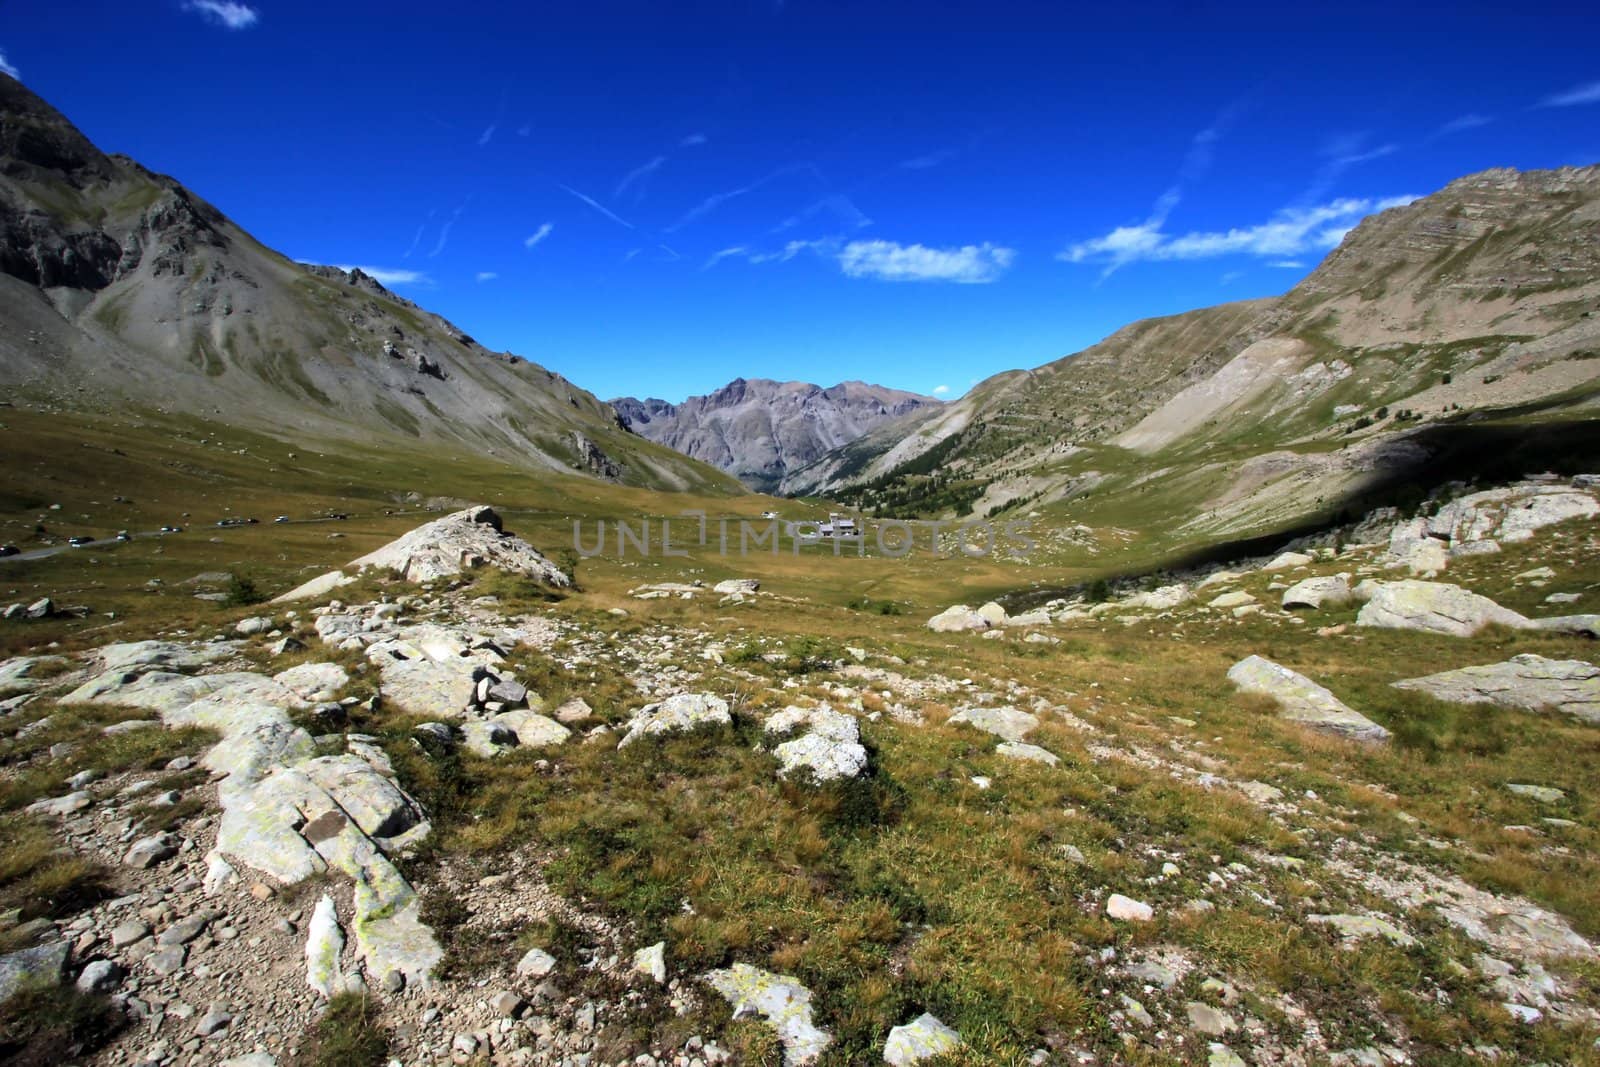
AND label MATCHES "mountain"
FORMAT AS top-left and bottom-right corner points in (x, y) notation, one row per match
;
(0, 75), (737, 494)
(786, 165), (1600, 542)
(610, 378), (939, 492)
